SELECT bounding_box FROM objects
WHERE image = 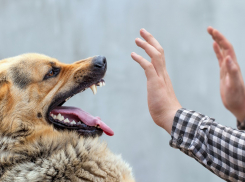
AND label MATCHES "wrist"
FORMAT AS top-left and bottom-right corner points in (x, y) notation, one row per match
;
(155, 108), (181, 134)
(232, 103), (245, 123)
(236, 113), (245, 123)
